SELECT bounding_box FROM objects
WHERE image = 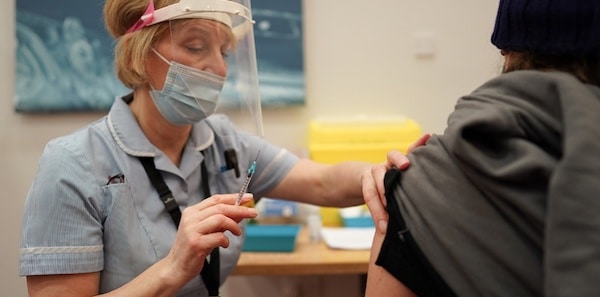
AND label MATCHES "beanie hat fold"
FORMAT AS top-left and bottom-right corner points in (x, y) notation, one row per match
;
(491, 0), (600, 56)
